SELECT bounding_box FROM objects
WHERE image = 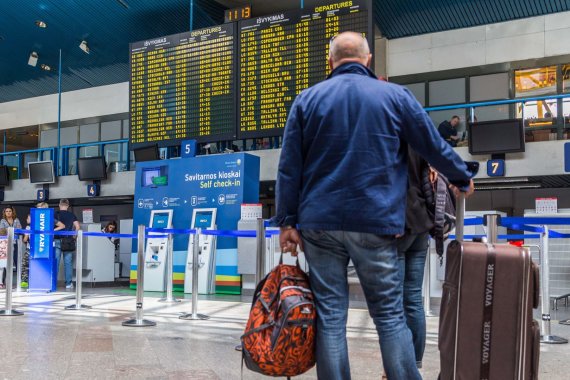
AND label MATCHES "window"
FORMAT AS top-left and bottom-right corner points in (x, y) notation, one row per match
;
(516, 99), (557, 127)
(403, 83), (425, 106)
(429, 78), (466, 106)
(563, 64), (570, 93)
(515, 66), (557, 98)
